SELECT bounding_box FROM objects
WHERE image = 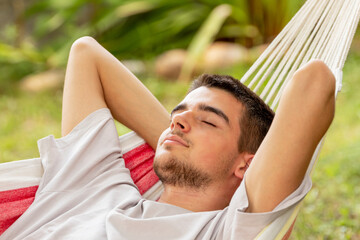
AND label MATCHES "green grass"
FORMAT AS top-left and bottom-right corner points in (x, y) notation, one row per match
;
(0, 90), (62, 161)
(0, 53), (359, 239)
